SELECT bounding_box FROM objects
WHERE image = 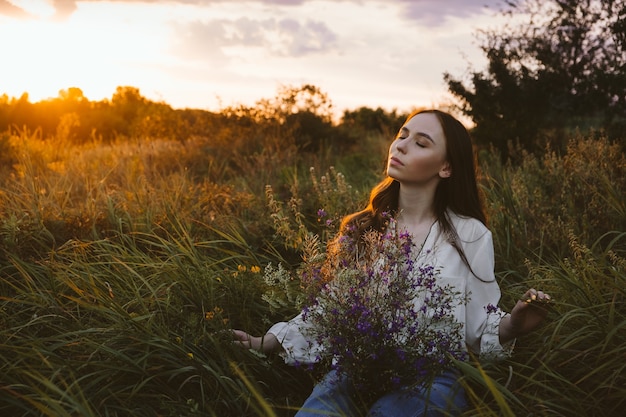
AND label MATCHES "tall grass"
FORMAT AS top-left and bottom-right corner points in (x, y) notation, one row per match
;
(481, 135), (626, 271)
(1, 227), (313, 416)
(1, 126), (625, 416)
